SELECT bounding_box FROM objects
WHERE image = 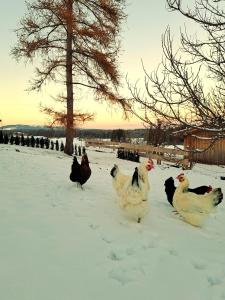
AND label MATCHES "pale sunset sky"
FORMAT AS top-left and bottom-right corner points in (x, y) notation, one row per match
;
(0, 1), (193, 129)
